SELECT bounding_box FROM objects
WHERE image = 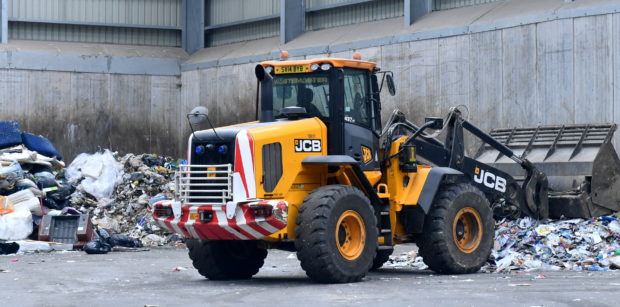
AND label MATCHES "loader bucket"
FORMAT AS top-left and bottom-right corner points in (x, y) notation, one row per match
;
(475, 124), (620, 218)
